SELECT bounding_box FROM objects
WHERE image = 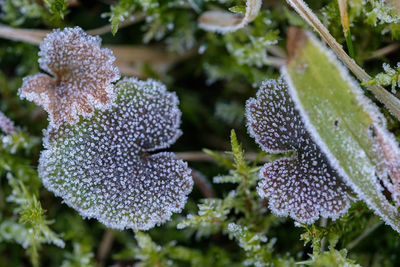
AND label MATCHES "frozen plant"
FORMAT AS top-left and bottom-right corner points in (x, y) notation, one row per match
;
(366, 62), (400, 93)
(39, 78), (193, 230)
(246, 78), (351, 224)
(19, 27), (120, 127)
